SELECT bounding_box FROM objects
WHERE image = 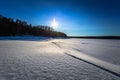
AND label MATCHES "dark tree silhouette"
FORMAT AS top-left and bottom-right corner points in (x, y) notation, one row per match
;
(0, 14), (67, 37)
